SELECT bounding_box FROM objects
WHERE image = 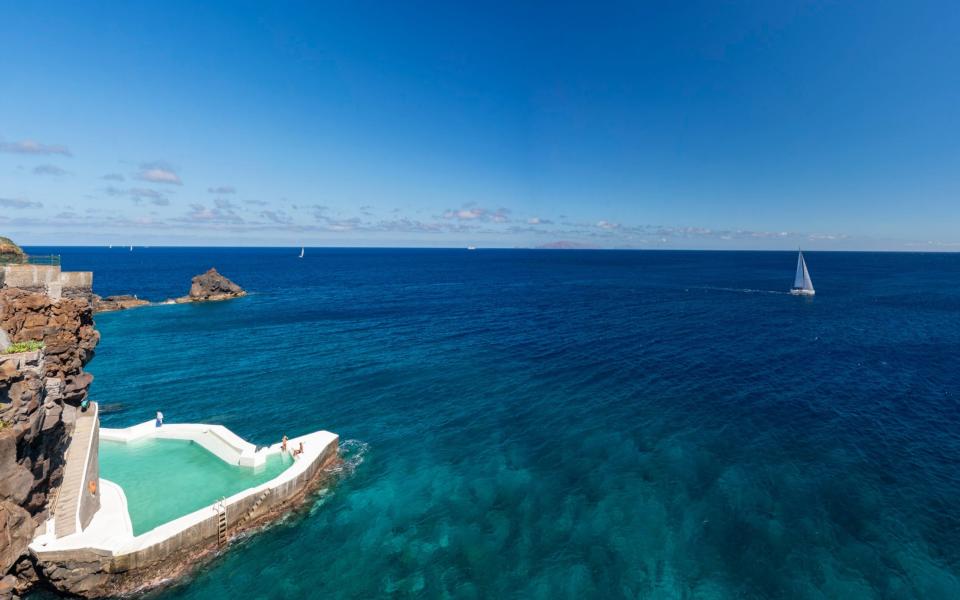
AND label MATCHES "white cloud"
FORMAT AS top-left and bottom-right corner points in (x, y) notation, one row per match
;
(136, 162), (182, 185)
(180, 202), (244, 225)
(33, 164), (69, 176)
(104, 186), (171, 206)
(441, 205), (512, 223)
(260, 210), (292, 224)
(0, 197), (43, 209)
(0, 139), (72, 156)
(807, 233), (848, 241)
(444, 208), (485, 220)
(527, 217), (553, 225)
